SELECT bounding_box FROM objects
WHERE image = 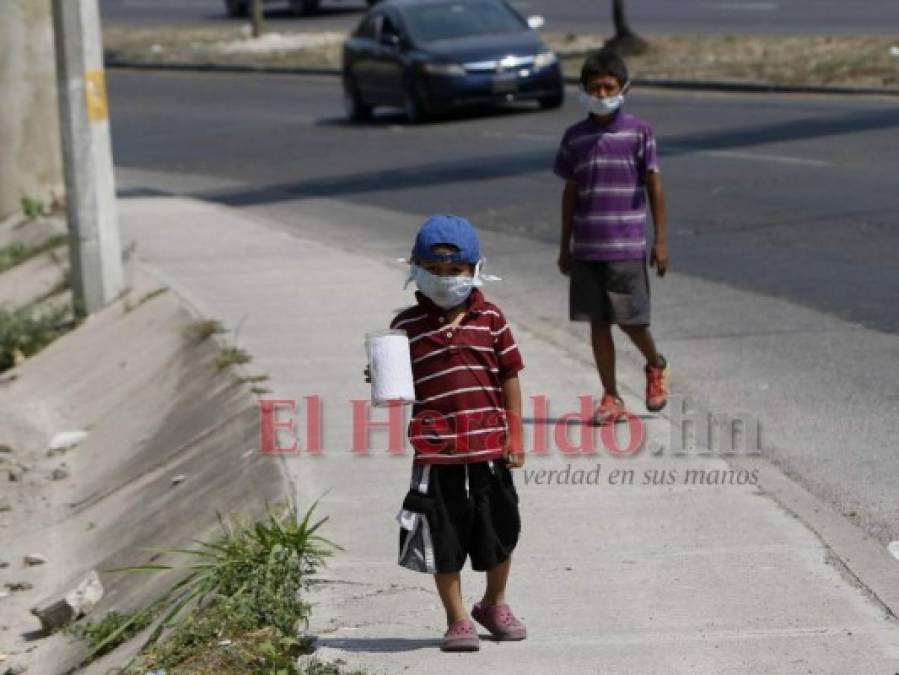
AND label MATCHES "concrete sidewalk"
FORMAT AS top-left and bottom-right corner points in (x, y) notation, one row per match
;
(123, 196), (899, 674)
